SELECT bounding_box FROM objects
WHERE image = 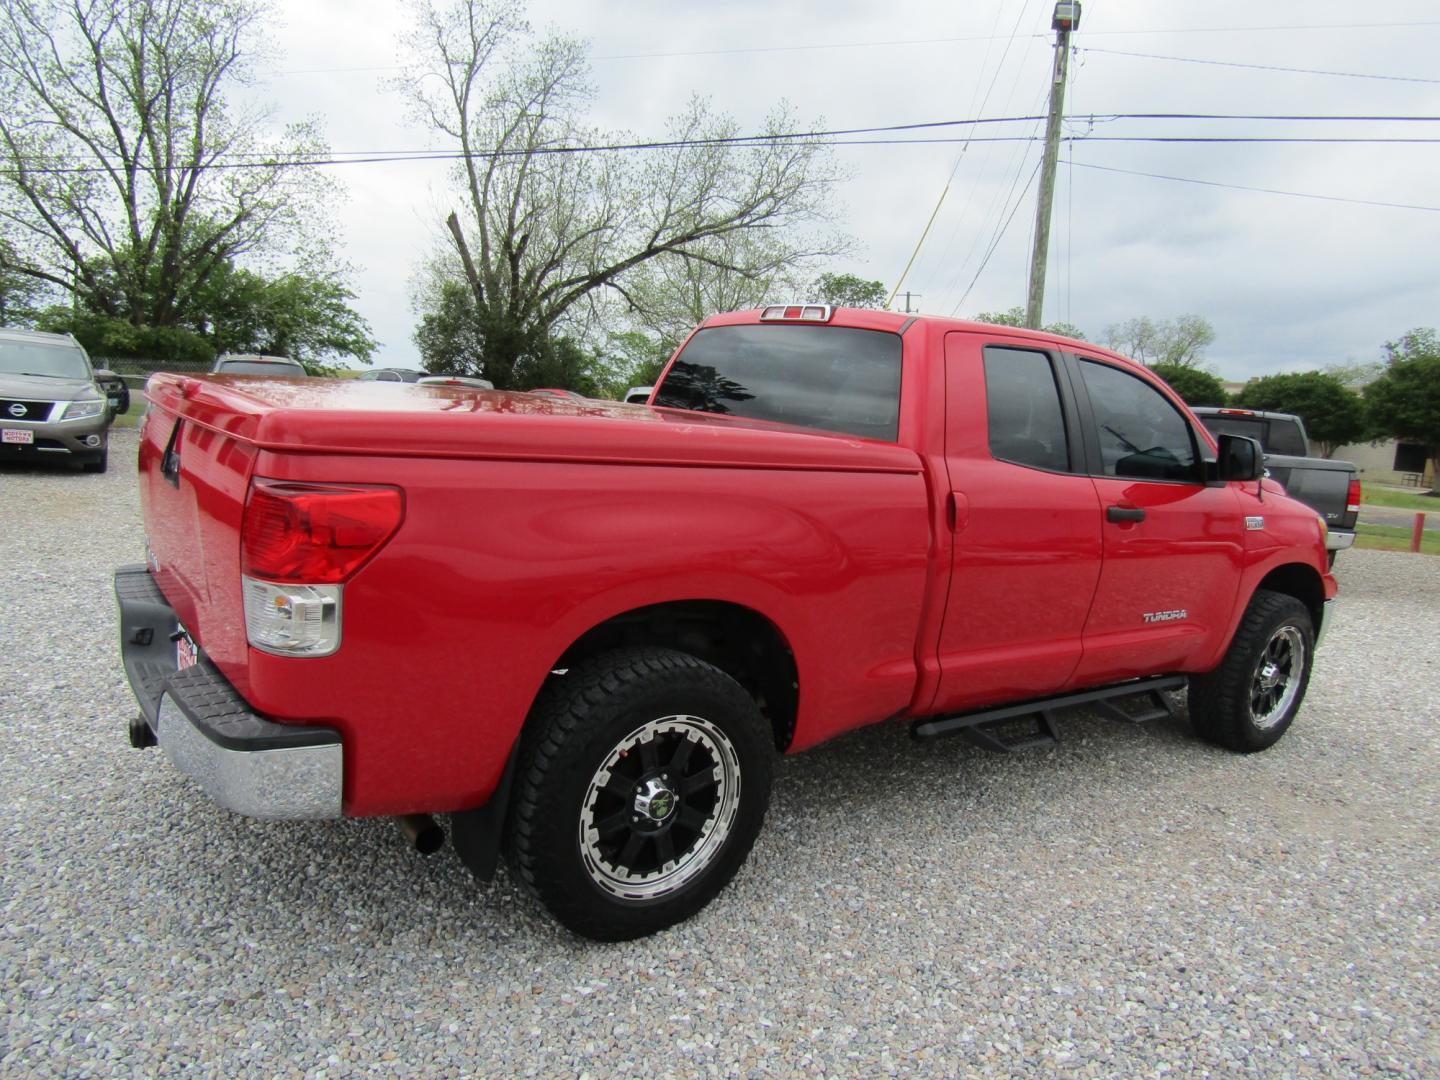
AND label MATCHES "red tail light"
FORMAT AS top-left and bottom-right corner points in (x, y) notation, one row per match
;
(242, 480), (403, 584)
(1346, 478), (1362, 515)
